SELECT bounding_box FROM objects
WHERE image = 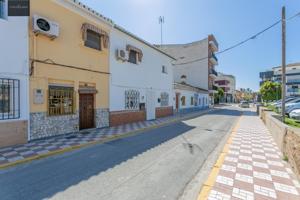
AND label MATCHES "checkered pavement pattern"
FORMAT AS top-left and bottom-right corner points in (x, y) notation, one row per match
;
(208, 113), (300, 200)
(0, 109), (208, 167)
